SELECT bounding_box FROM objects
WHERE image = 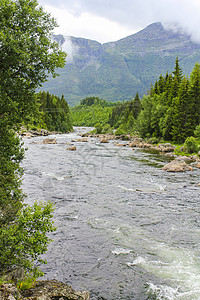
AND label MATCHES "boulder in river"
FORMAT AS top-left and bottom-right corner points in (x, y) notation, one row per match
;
(67, 146), (77, 151)
(43, 138), (57, 144)
(159, 144), (176, 153)
(76, 138), (89, 142)
(175, 156), (195, 163)
(115, 143), (127, 146)
(162, 160), (193, 172)
(100, 138), (109, 143)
